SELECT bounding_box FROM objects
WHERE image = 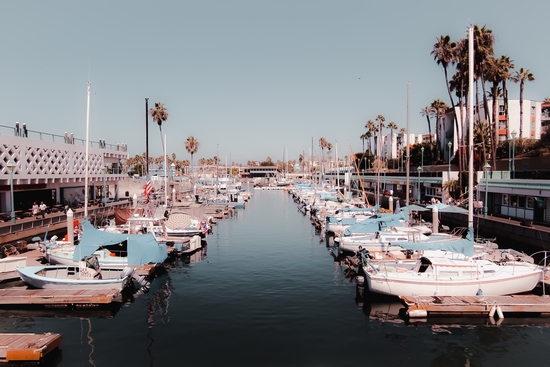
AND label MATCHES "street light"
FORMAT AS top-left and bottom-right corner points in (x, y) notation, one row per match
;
(483, 162), (491, 218)
(7, 161), (16, 224)
(421, 146), (424, 171)
(417, 166), (422, 203)
(383, 167), (387, 194)
(102, 165), (107, 204)
(447, 141), (452, 178)
(508, 137), (512, 172)
(511, 130), (517, 179)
